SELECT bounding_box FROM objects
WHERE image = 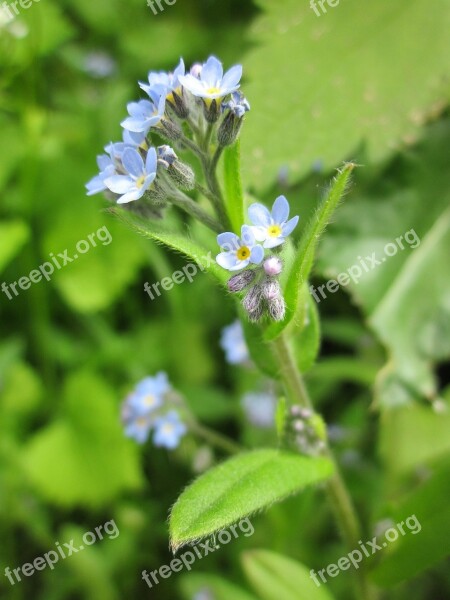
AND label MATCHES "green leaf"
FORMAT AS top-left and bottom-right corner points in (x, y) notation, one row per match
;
(242, 0), (450, 189)
(371, 456), (450, 587)
(21, 371), (142, 507)
(265, 163), (354, 340)
(169, 449), (333, 551)
(0, 220), (29, 274)
(180, 573), (258, 600)
(110, 208), (228, 286)
(242, 549), (335, 600)
(241, 317), (280, 379)
(223, 140), (246, 232)
(293, 284), (321, 373)
(315, 118), (450, 406)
